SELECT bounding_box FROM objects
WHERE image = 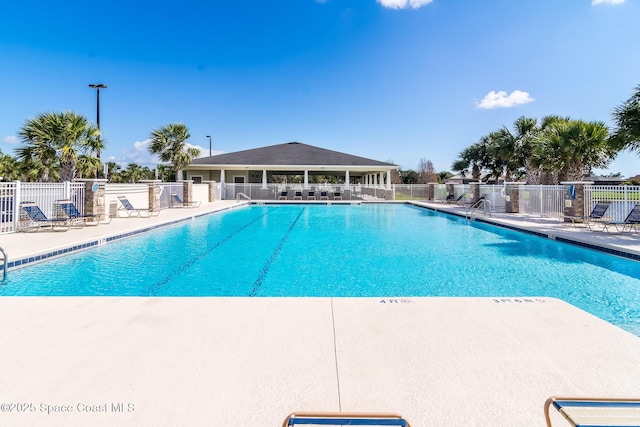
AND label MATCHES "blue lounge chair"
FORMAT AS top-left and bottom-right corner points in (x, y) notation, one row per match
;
(307, 191), (316, 200)
(55, 199), (100, 226)
(333, 191), (342, 200)
(601, 204), (640, 234)
(278, 191), (288, 200)
(117, 195), (159, 218)
(564, 202), (610, 228)
(293, 191), (303, 200)
(170, 193), (201, 208)
(544, 396), (640, 427)
(18, 201), (71, 232)
(282, 412), (411, 427)
(320, 191), (328, 200)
